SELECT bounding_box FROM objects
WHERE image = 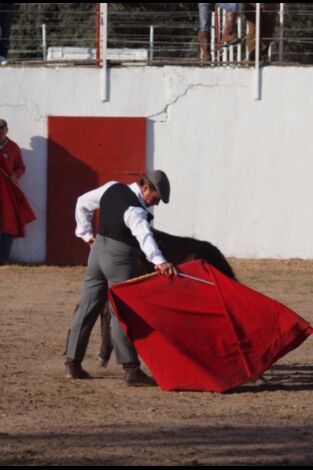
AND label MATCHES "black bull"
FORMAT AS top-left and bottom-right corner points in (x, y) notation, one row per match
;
(98, 229), (236, 367)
